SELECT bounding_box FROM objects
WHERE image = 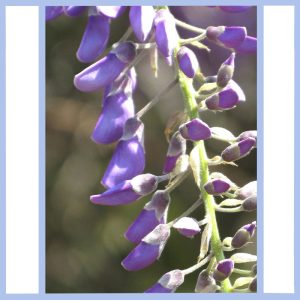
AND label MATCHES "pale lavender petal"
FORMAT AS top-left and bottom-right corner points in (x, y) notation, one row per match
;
(145, 283), (172, 293)
(63, 6), (86, 17)
(97, 6), (126, 18)
(46, 6), (63, 21)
